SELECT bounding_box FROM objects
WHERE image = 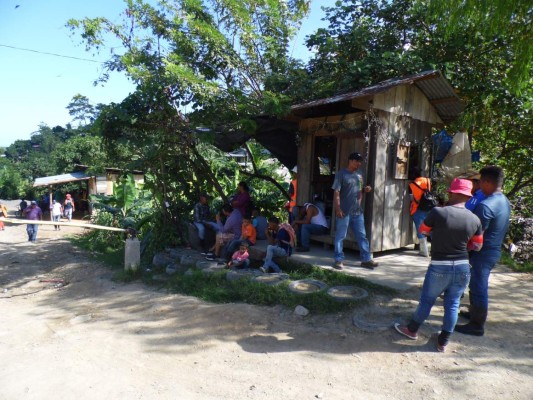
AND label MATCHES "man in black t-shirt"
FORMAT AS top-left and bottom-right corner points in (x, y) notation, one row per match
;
(394, 179), (483, 352)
